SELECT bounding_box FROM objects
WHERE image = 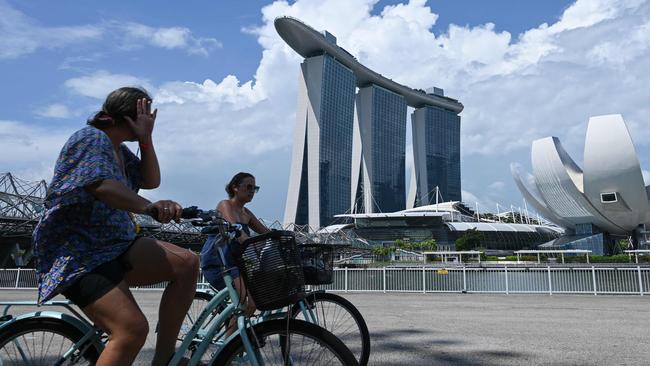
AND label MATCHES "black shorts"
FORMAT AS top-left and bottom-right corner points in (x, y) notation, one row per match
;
(61, 247), (134, 308)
